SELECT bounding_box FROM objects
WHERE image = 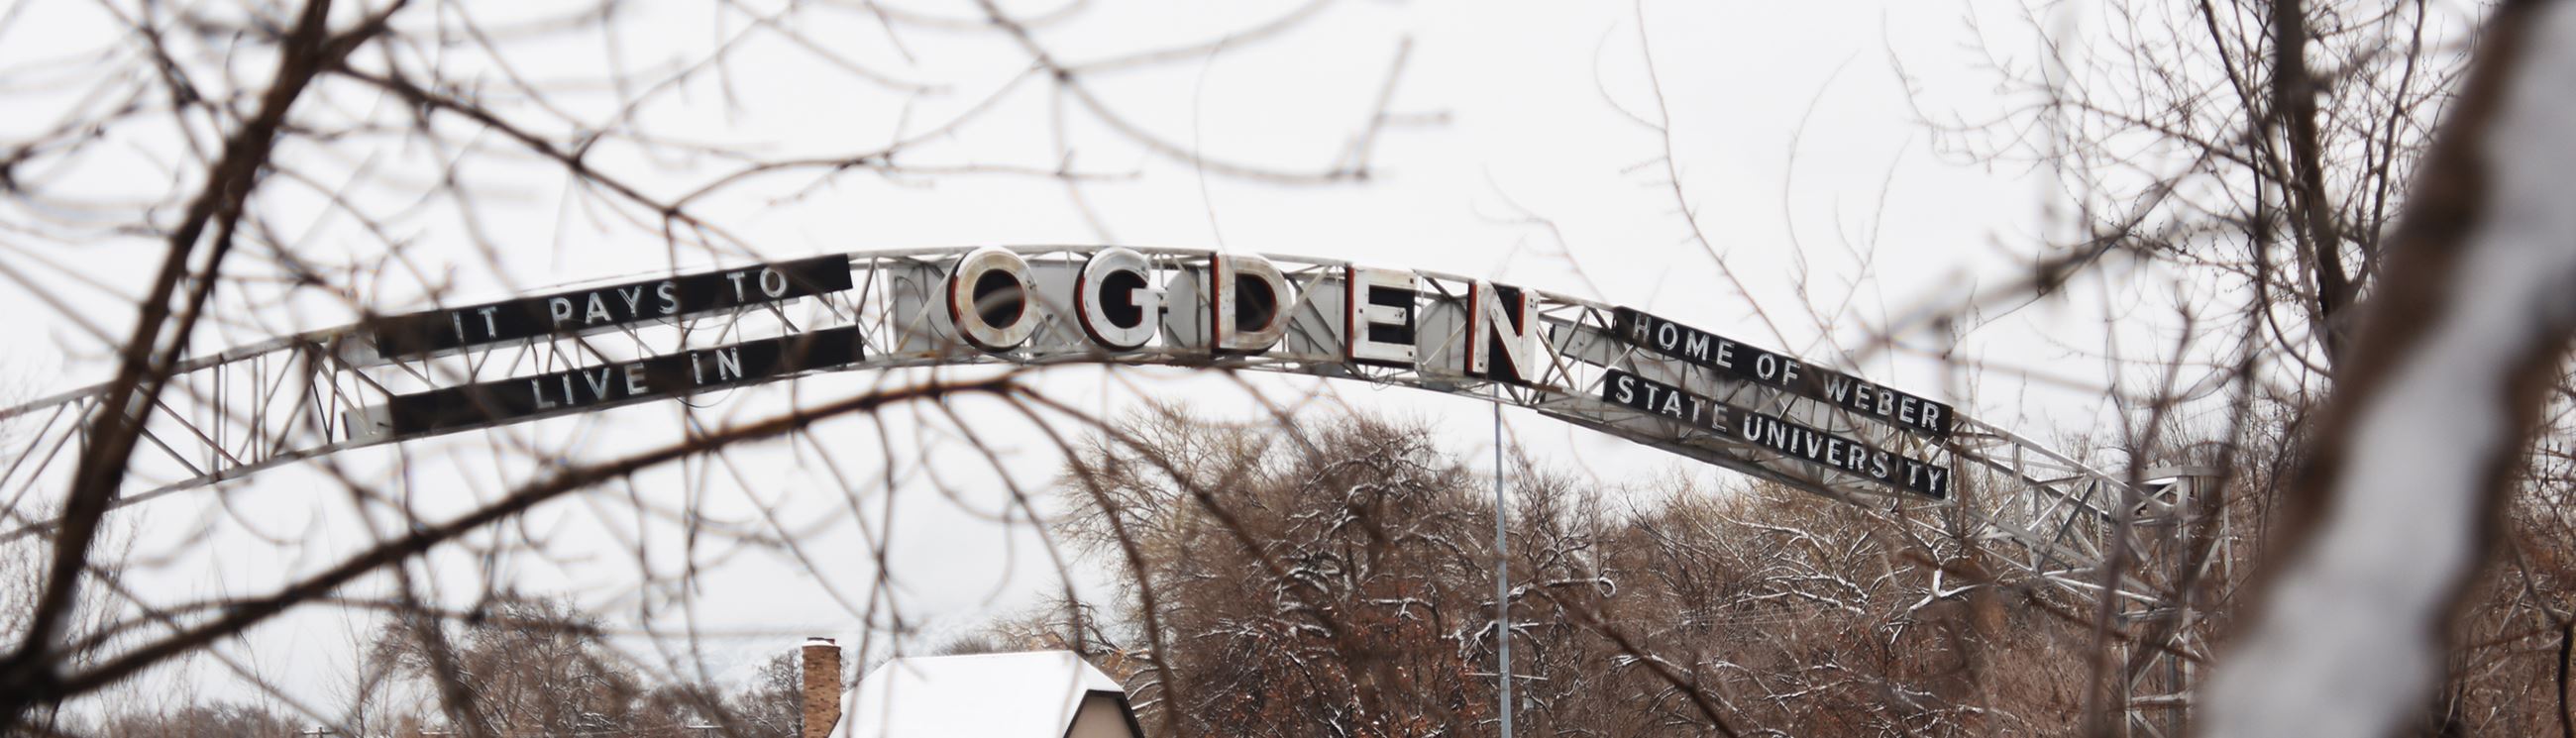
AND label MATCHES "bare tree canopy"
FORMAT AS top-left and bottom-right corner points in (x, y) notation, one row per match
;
(8, 0), (2576, 737)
